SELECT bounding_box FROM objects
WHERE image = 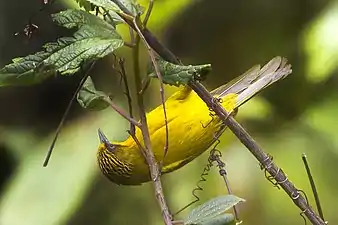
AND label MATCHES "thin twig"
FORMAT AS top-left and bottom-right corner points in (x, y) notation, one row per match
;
(302, 153), (325, 222)
(133, 17), (169, 164)
(129, 26), (152, 95)
(131, 31), (172, 225)
(222, 172), (240, 221)
(105, 97), (141, 128)
(118, 58), (135, 135)
(143, 0), (154, 26)
(139, 77), (151, 95)
(214, 156), (241, 222)
(43, 62), (95, 167)
(211, 127), (241, 222)
(209, 126), (241, 222)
